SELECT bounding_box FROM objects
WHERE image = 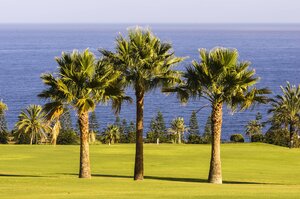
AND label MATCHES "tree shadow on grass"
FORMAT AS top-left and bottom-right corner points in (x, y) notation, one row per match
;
(0, 174), (47, 178)
(91, 174), (277, 185)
